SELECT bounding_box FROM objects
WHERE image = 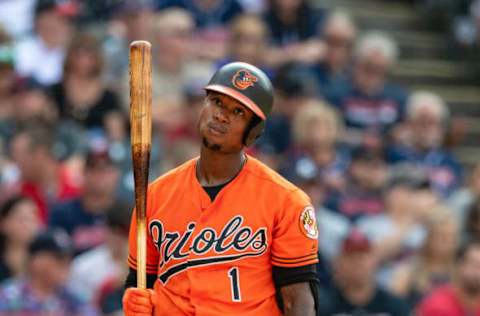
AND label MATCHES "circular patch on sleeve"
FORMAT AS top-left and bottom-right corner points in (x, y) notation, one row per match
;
(299, 206), (318, 239)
